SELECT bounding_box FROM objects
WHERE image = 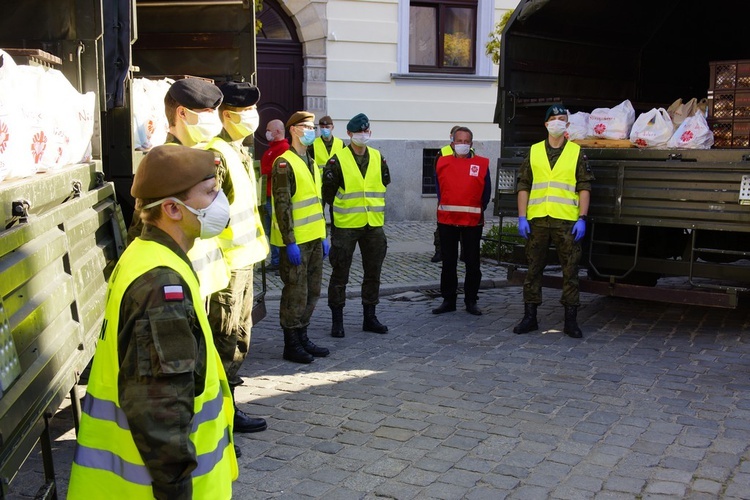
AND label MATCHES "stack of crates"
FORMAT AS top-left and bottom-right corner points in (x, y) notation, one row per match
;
(707, 60), (750, 148)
